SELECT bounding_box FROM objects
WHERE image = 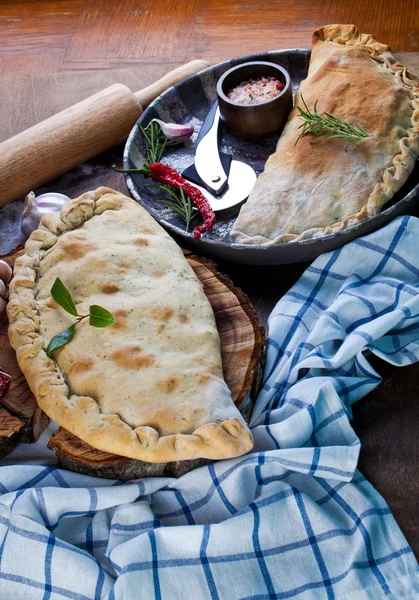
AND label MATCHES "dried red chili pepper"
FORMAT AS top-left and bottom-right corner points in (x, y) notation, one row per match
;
(114, 162), (216, 239)
(146, 163), (215, 239)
